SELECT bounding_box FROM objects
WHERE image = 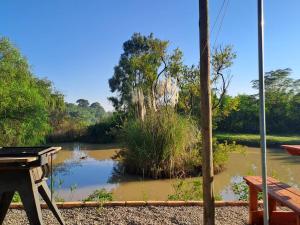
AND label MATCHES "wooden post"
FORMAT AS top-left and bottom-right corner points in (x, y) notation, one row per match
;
(199, 0), (215, 224)
(249, 185), (258, 224)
